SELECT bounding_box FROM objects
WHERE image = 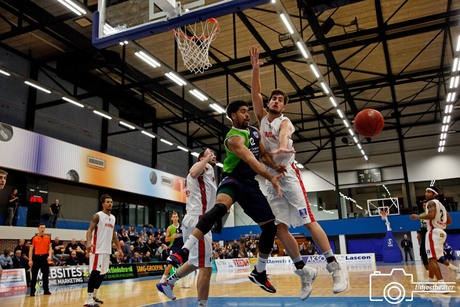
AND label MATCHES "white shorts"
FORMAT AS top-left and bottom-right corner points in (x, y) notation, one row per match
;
(182, 214), (213, 268)
(426, 228), (447, 260)
(90, 253), (111, 274)
(266, 164), (316, 227)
